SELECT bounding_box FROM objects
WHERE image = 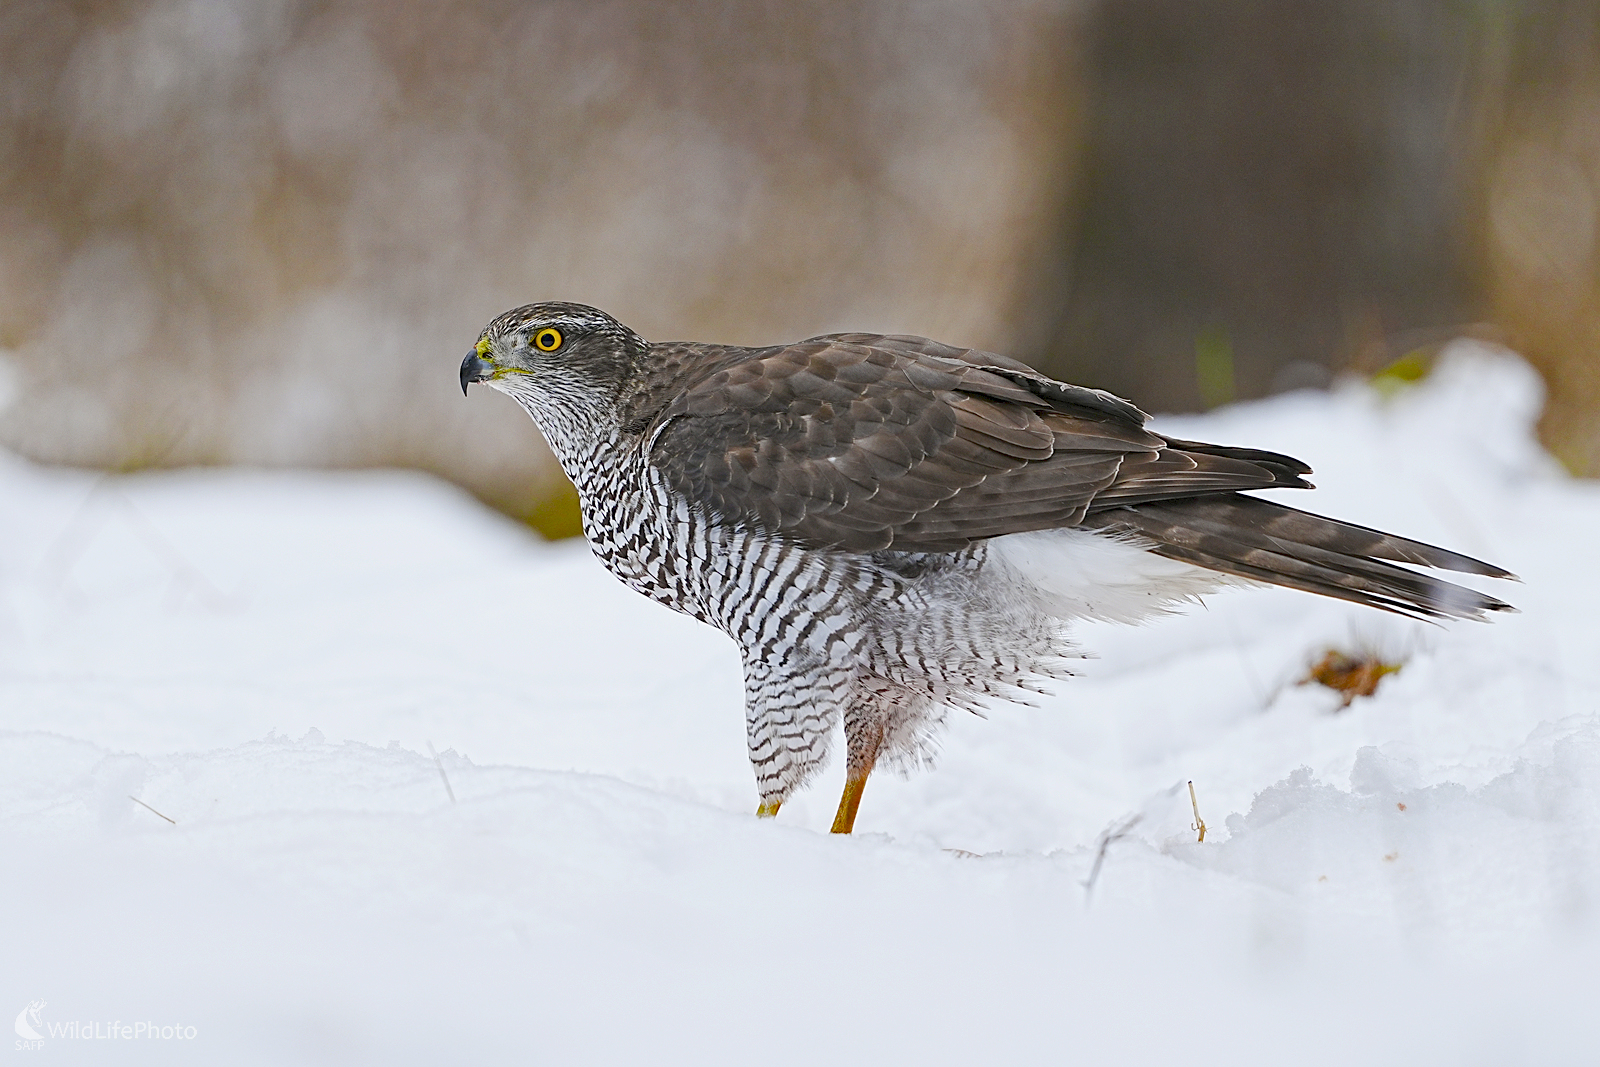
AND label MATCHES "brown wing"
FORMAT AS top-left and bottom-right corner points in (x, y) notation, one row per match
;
(645, 333), (1310, 553)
